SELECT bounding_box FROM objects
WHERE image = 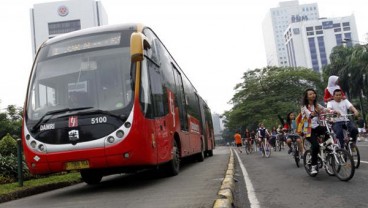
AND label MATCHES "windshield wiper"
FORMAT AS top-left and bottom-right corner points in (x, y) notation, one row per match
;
(76, 109), (128, 122)
(30, 107), (93, 133)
